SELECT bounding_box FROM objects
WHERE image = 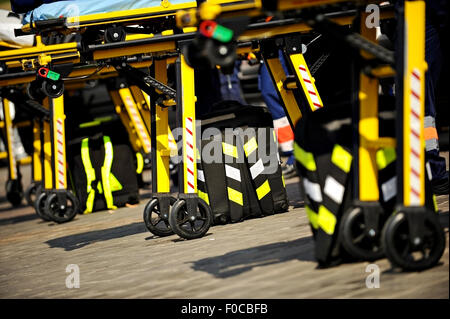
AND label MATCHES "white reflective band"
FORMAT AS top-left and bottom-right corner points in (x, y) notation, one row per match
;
(323, 175), (345, 204)
(225, 164), (241, 182)
(250, 158), (265, 179)
(303, 178), (322, 202)
(273, 116), (290, 129)
(426, 162), (433, 181)
(197, 169), (205, 182)
(381, 176), (397, 202)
